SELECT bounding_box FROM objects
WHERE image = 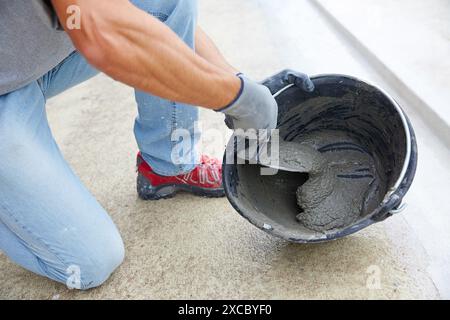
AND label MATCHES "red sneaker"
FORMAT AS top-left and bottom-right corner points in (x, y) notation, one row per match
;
(136, 152), (225, 200)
